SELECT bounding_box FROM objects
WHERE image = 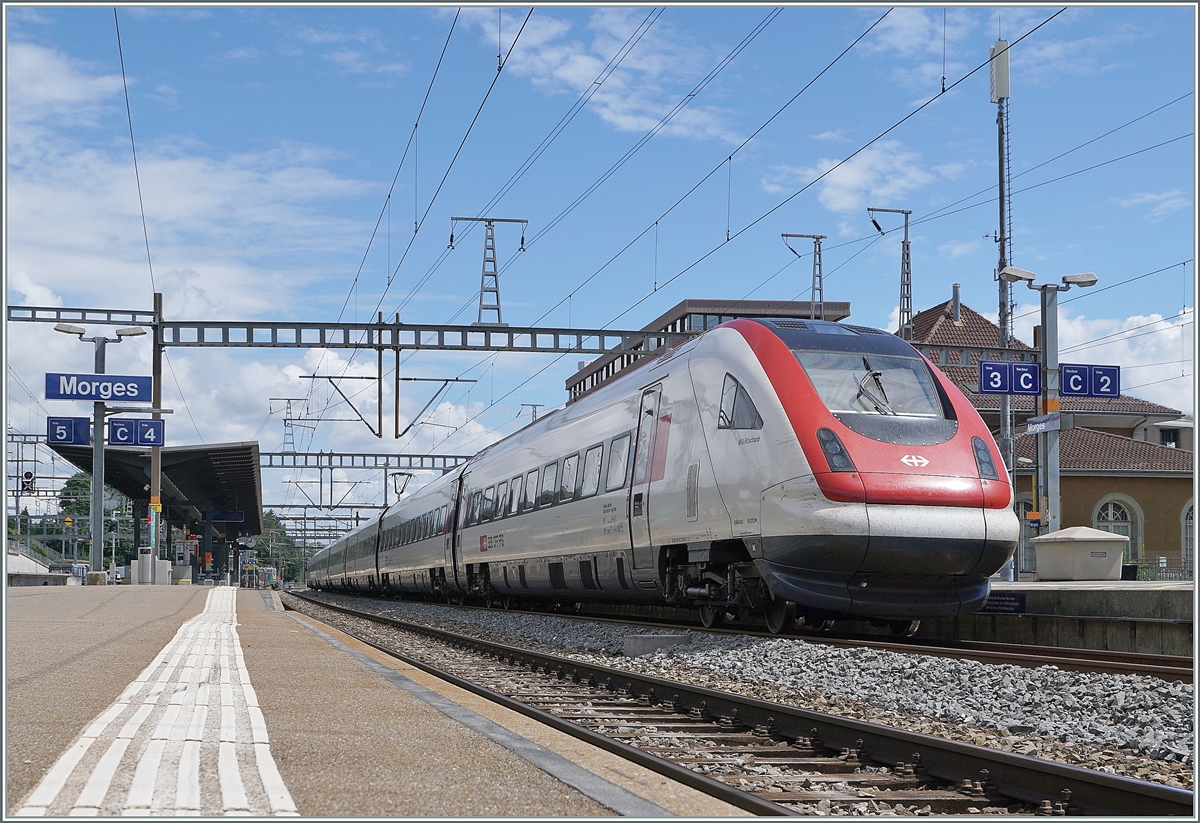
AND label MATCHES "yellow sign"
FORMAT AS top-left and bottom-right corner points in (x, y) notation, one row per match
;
(63, 517), (74, 527)
(150, 503), (162, 513)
